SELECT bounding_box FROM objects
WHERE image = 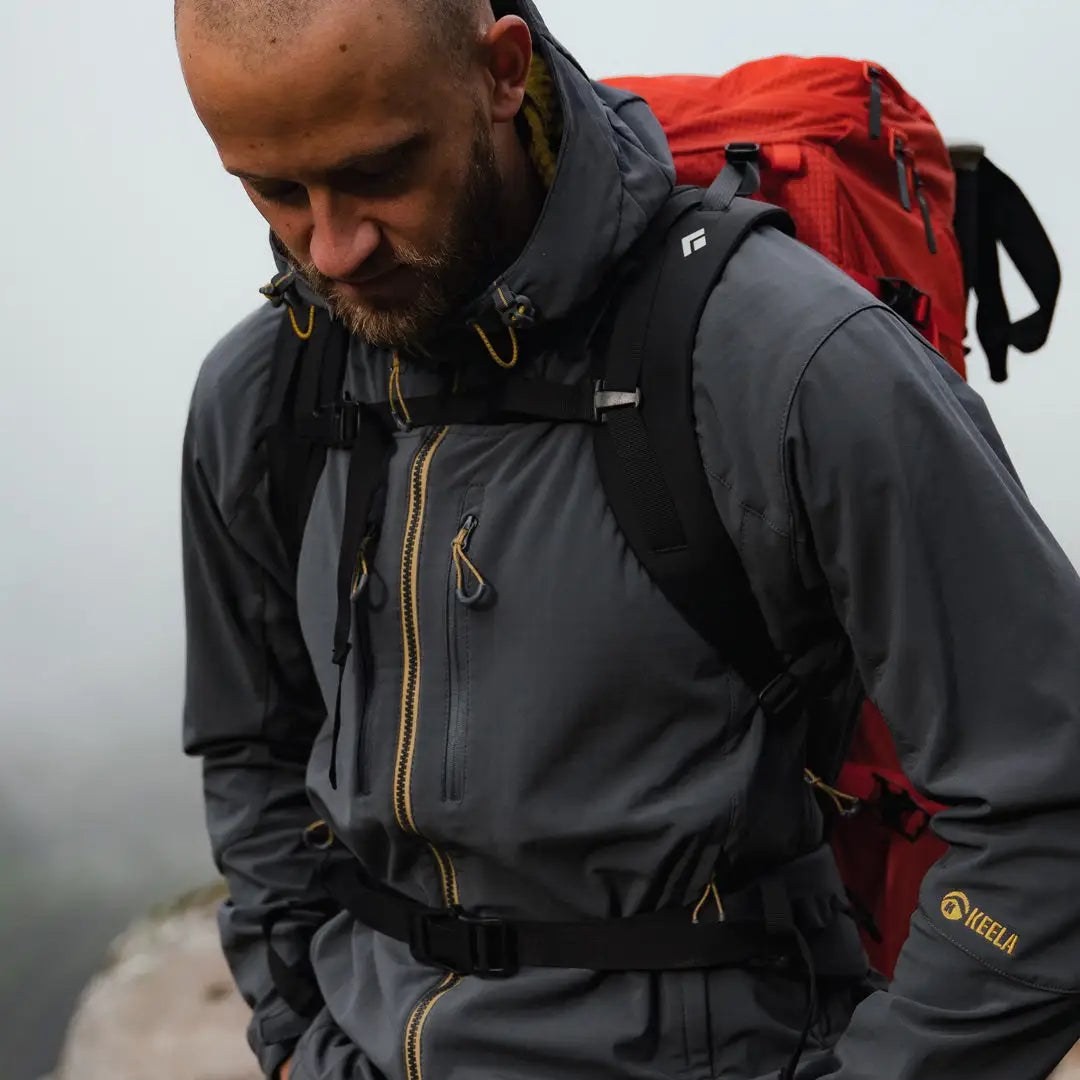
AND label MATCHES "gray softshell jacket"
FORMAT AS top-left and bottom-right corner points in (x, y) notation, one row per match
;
(182, 4), (1080, 1078)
